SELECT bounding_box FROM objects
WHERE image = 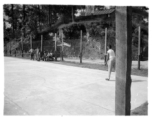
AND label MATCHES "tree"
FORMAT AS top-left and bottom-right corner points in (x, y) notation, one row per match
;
(3, 5), (148, 60)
